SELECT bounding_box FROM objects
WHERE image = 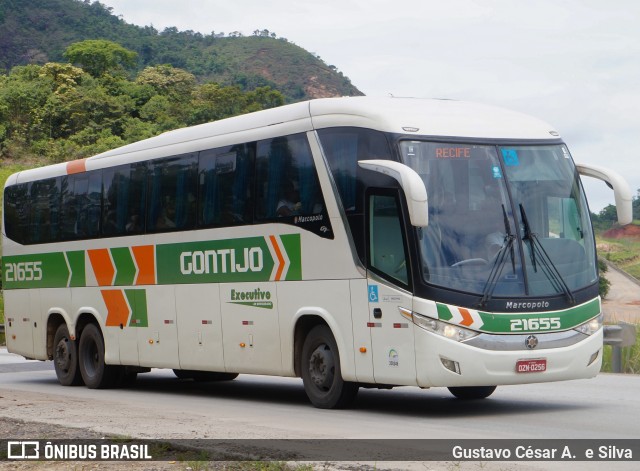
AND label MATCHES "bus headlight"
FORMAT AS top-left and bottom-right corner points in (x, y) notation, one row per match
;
(400, 308), (479, 342)
(574, 313), (603, 336)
